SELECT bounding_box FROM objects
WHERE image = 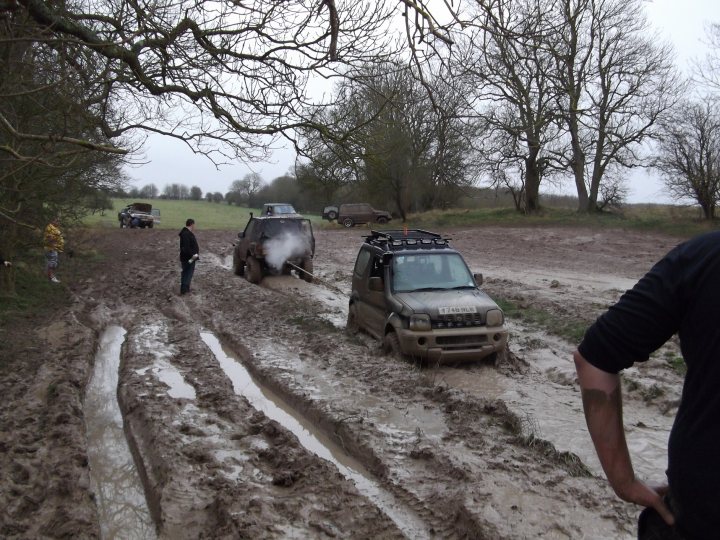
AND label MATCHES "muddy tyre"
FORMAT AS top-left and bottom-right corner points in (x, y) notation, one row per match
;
(346, 303), (359, 335)
(148, 222), (154, 229)
(233, 254), (245, 276)
(246, 256), (262, 284)
(327, 210), (337, 220)
(301, 258), (313, 283)
(342, 217), (354, 228)
(377, 216), (388, 224)
(383, 331), (403, 358)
